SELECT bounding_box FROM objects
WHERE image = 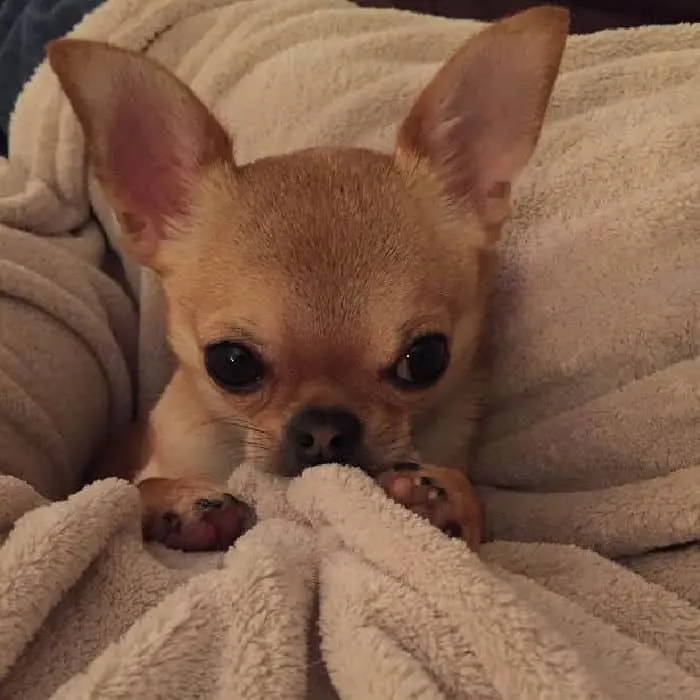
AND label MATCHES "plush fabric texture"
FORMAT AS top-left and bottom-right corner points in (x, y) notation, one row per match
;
(1, 0), (699, 697)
